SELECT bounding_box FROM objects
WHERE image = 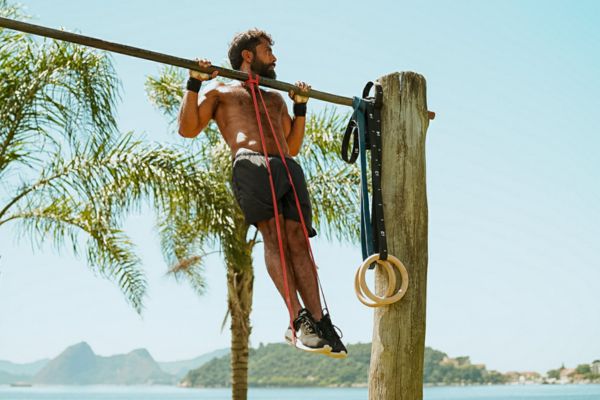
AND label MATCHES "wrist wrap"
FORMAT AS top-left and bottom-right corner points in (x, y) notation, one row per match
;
(293, 103), (307, 117)
(186, 77), (202, 93)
